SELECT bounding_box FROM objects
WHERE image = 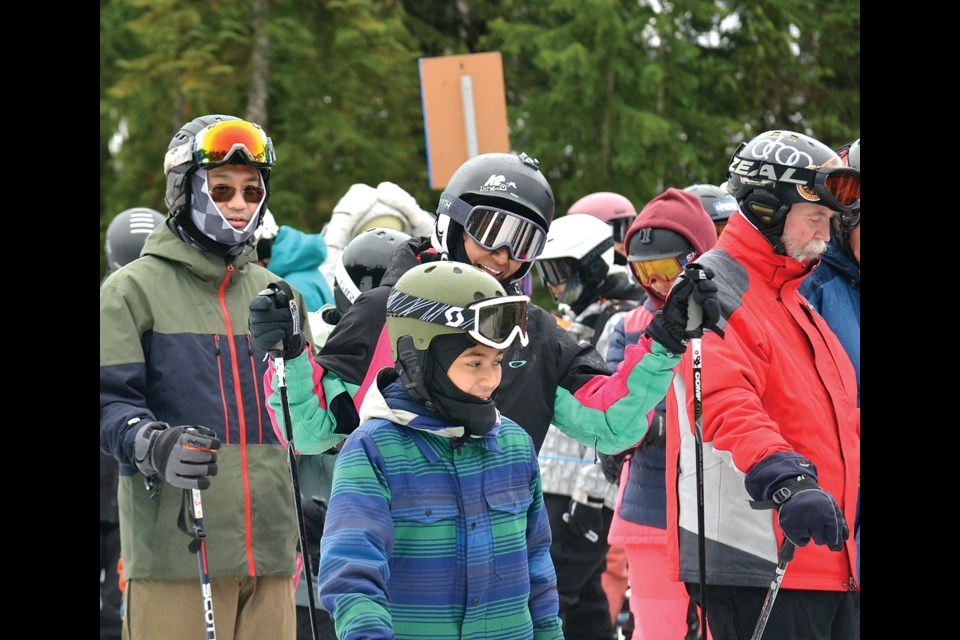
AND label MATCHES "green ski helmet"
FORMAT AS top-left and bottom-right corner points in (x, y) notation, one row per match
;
(386, 261), (530, 400)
